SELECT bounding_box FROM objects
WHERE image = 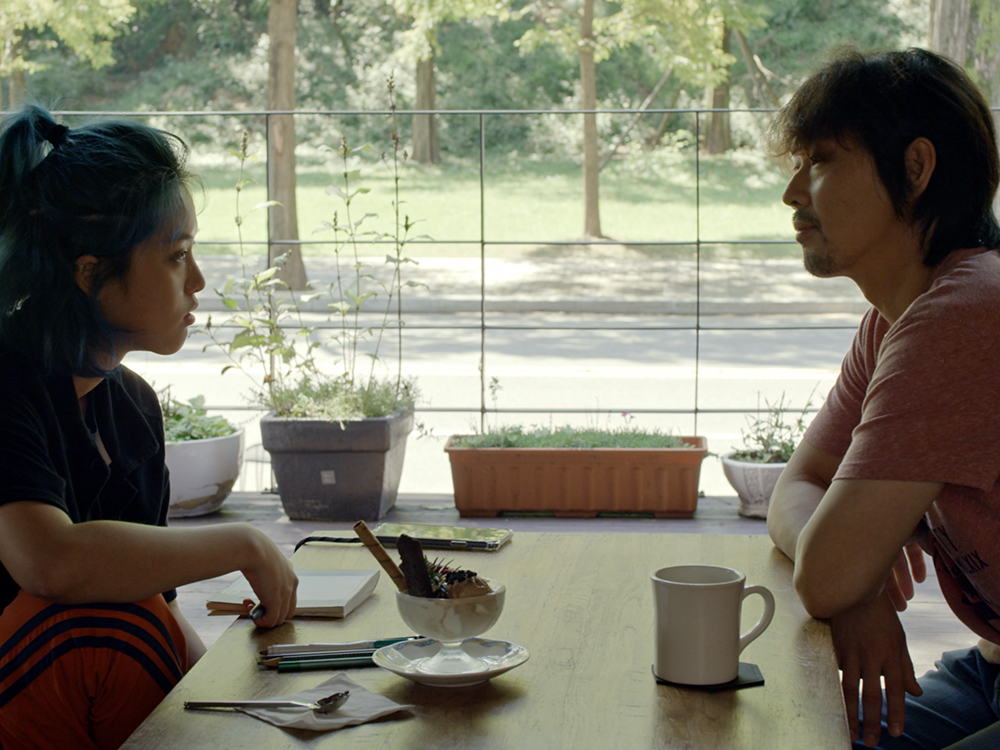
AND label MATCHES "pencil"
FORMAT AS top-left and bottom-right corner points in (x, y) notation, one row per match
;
(353, 520), (409, 592)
